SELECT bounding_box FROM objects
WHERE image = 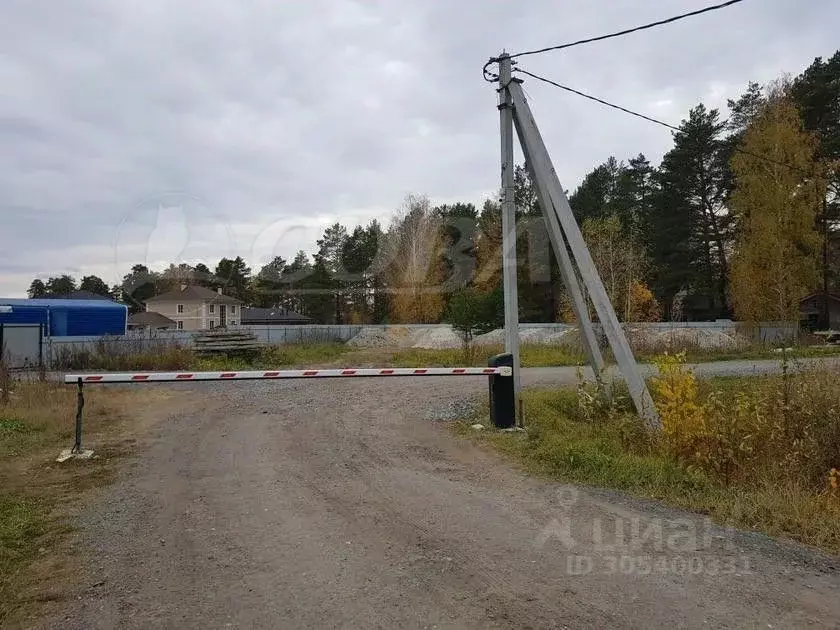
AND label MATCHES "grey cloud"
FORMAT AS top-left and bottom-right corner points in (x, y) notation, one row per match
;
(1, 0), (838, 296)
